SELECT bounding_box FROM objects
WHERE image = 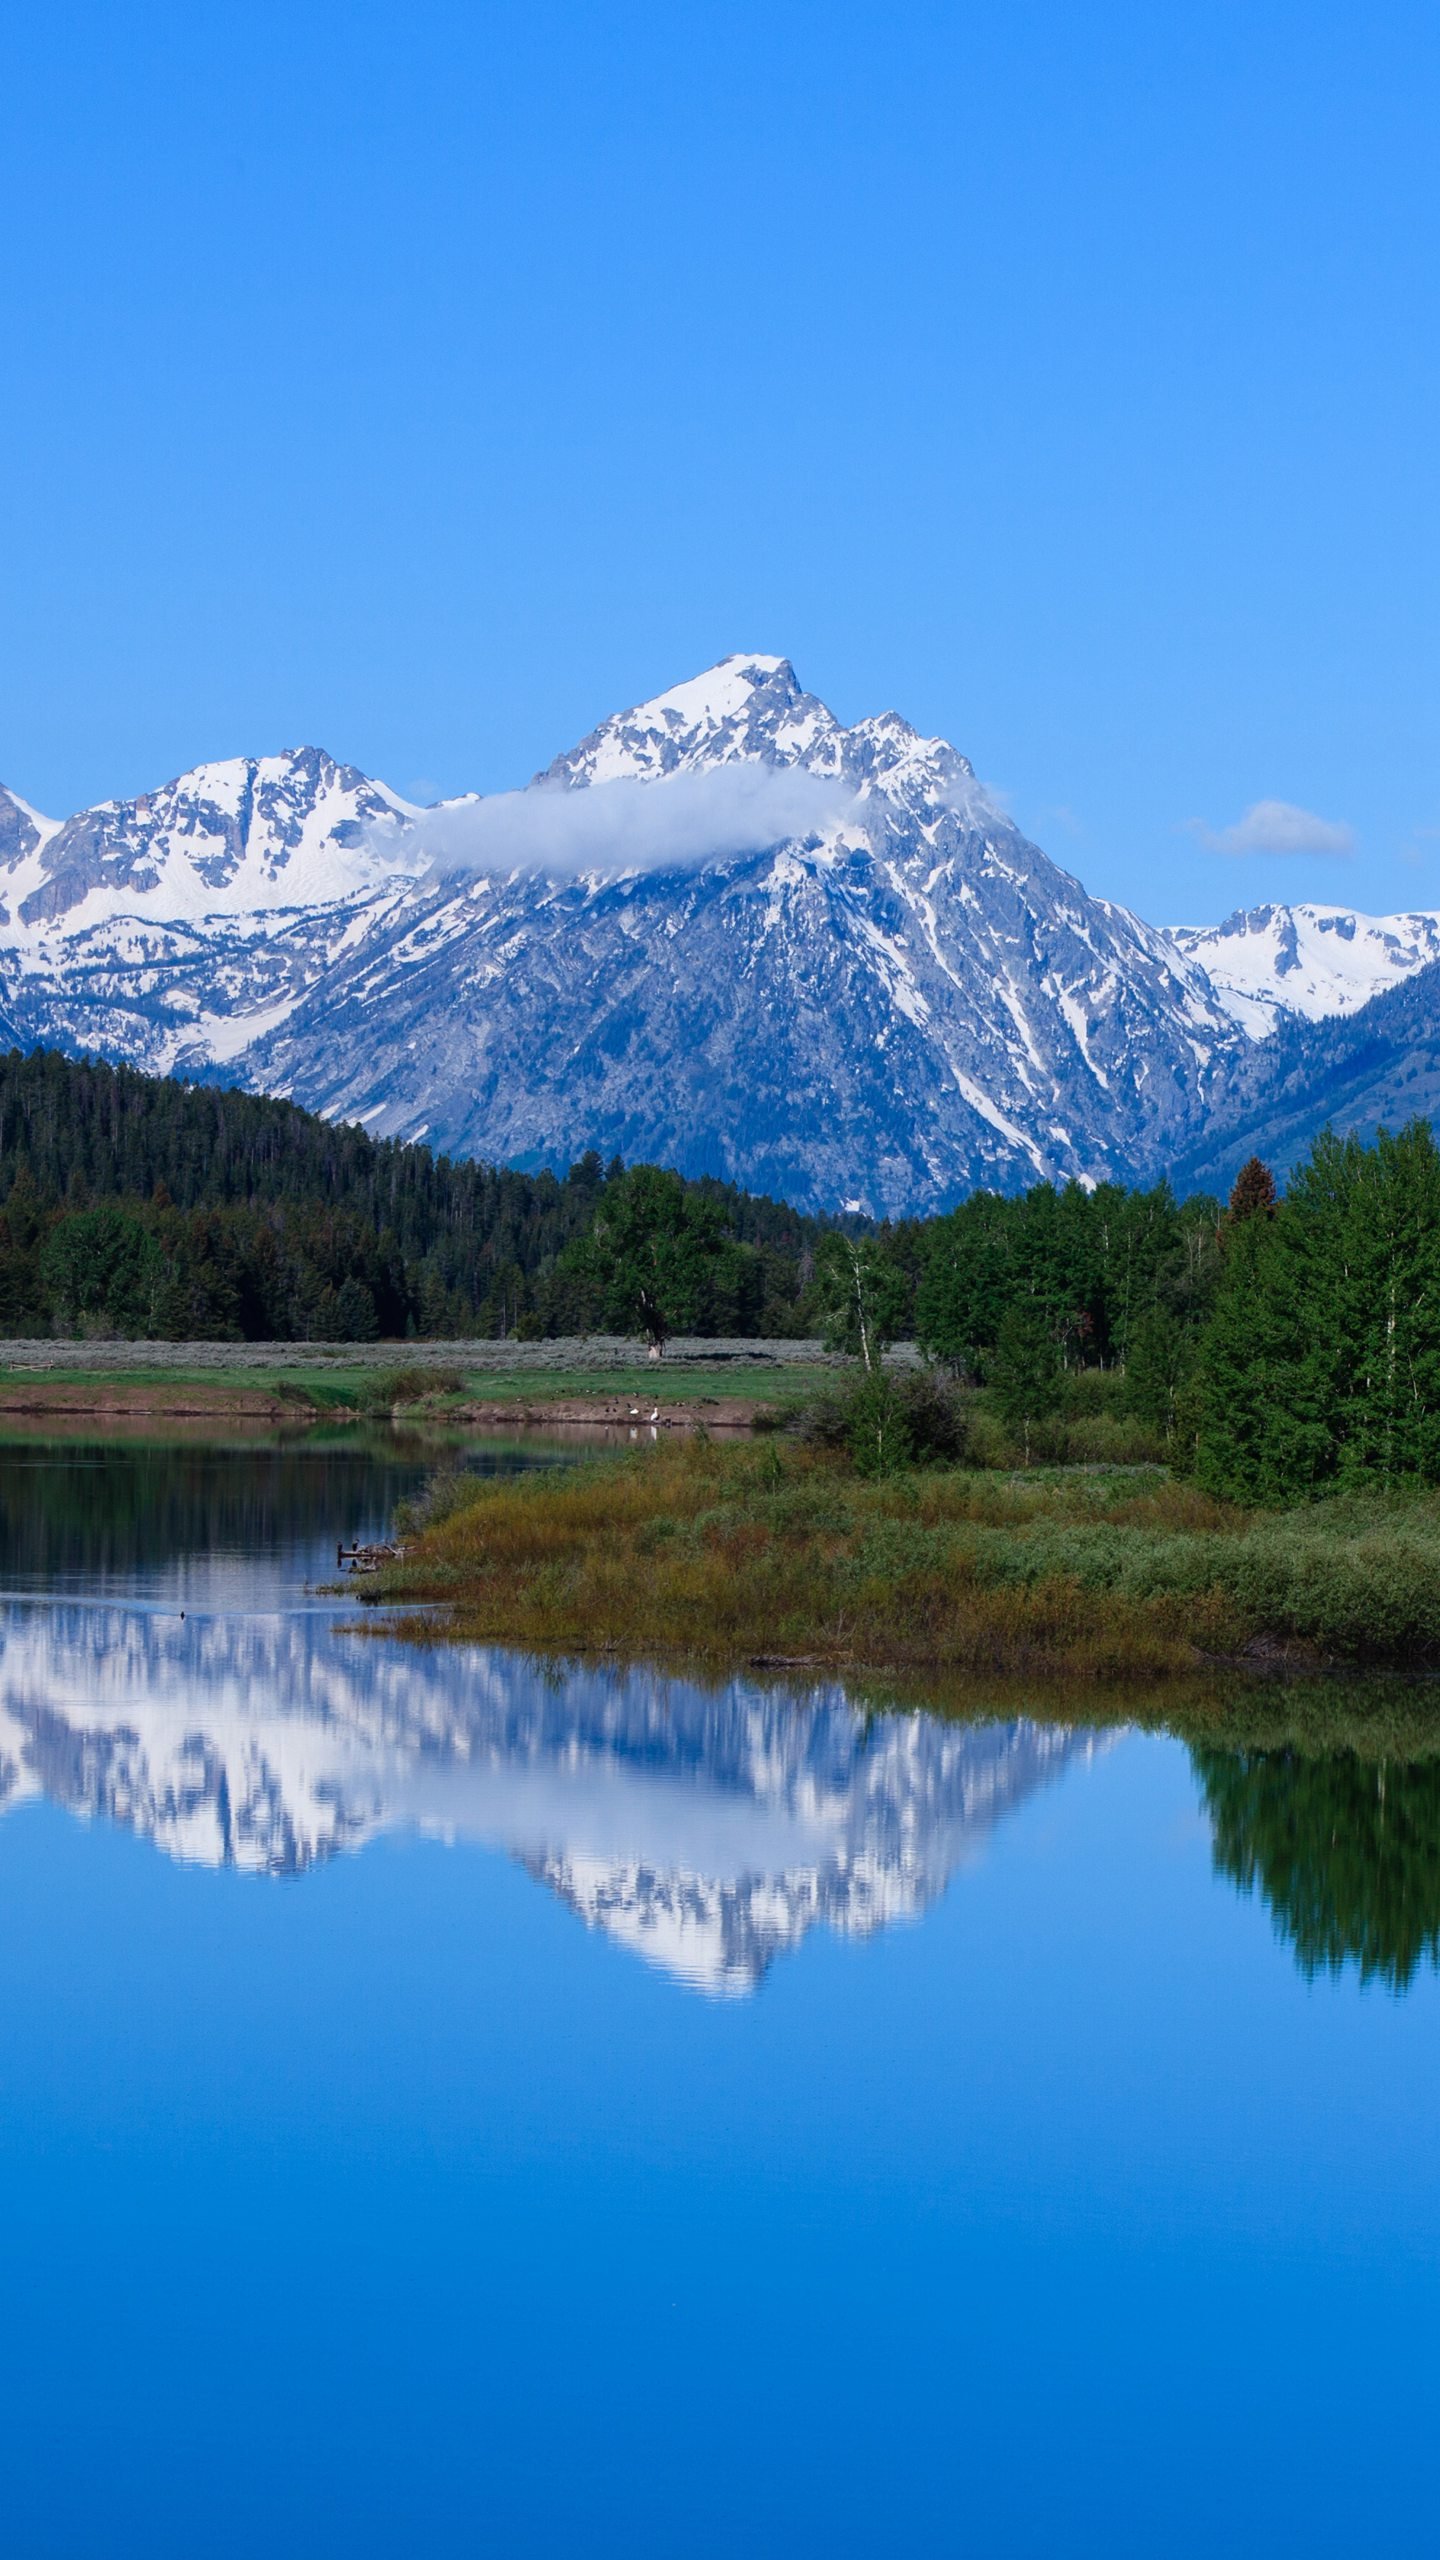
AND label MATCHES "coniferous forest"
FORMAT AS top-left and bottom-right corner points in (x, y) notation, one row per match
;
(0, 1047), (1225, 1358)
(0, 1049), (825, 1342)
